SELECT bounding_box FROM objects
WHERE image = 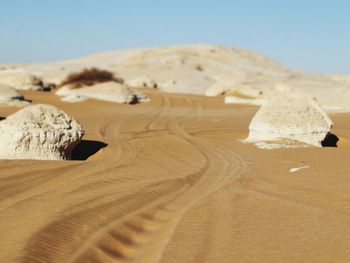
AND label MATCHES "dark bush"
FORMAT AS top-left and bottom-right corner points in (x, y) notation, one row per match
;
(195, 64), (204, 72)
(60, 68), (124, 89)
